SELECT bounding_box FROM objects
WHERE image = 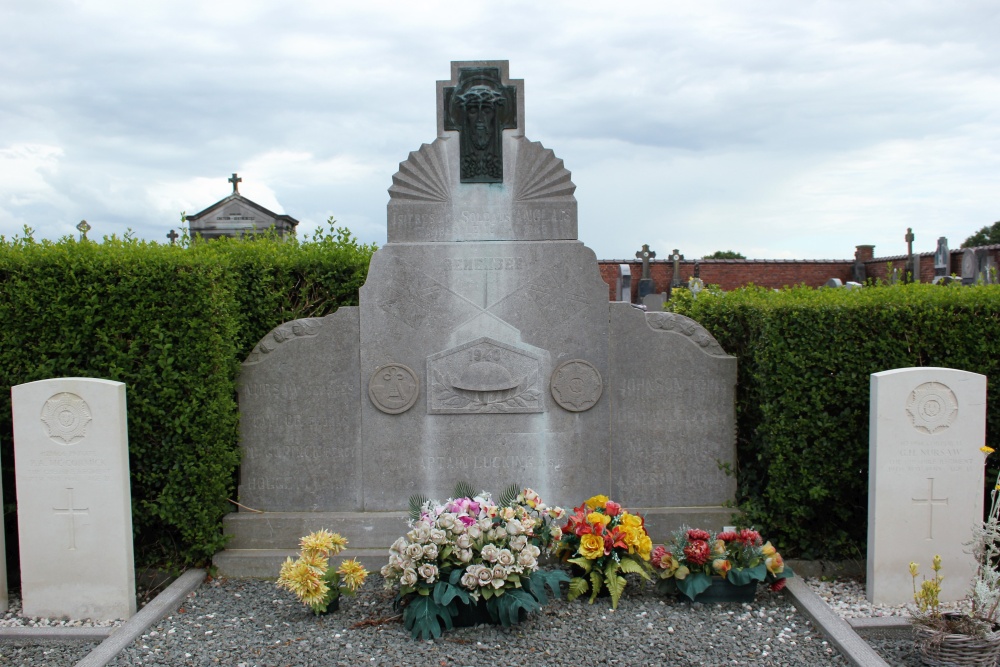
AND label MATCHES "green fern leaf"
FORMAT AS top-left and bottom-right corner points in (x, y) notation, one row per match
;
(453, 481), (475, 499)
(617, 556), (652, 580)
(408, 494), (428, 521)
(568, 557), (593, 573)
(567, 576), (589, 602)
(606, 573), (627, 609)
(588, 570), (604, 603)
